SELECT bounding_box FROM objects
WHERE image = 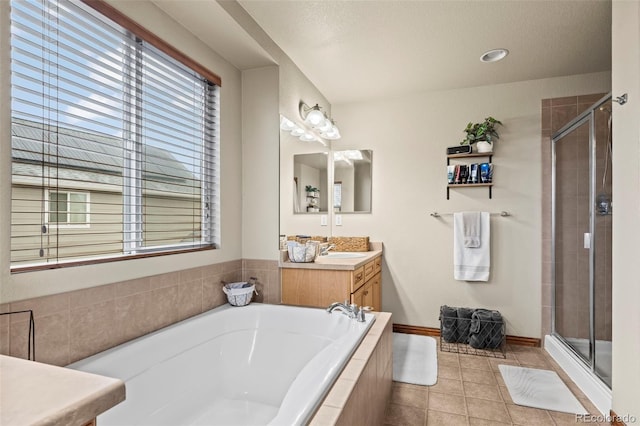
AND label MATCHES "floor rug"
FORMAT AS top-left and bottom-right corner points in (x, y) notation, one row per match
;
(499, 365), (588, 414)
(392, 333), (438, 386)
